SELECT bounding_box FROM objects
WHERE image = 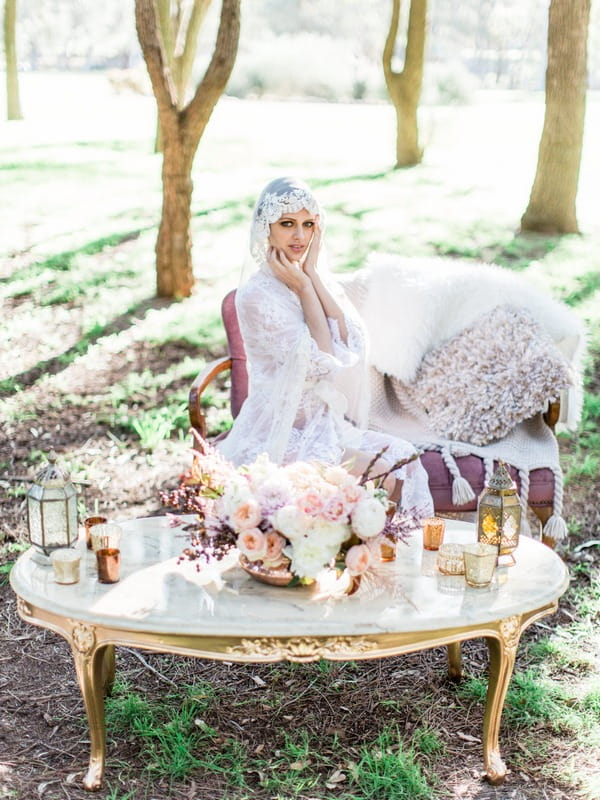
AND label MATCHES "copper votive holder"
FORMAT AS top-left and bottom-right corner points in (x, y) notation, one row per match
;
(463, 543), (497, 588)
(96, 548), (120, 584)
(51, 548), (81, 584)
(84, 516), (107, 550)
(379, 534), (396, 562)
(422, 517), (445, 551)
